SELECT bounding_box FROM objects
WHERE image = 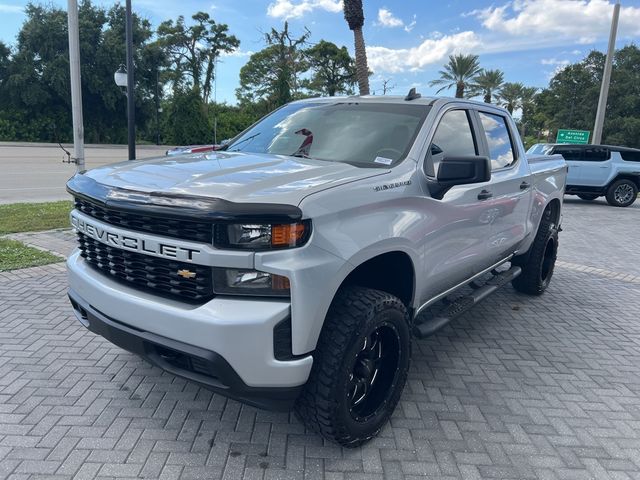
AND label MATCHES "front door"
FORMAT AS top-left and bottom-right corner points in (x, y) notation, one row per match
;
(418, 108), (494, 303)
